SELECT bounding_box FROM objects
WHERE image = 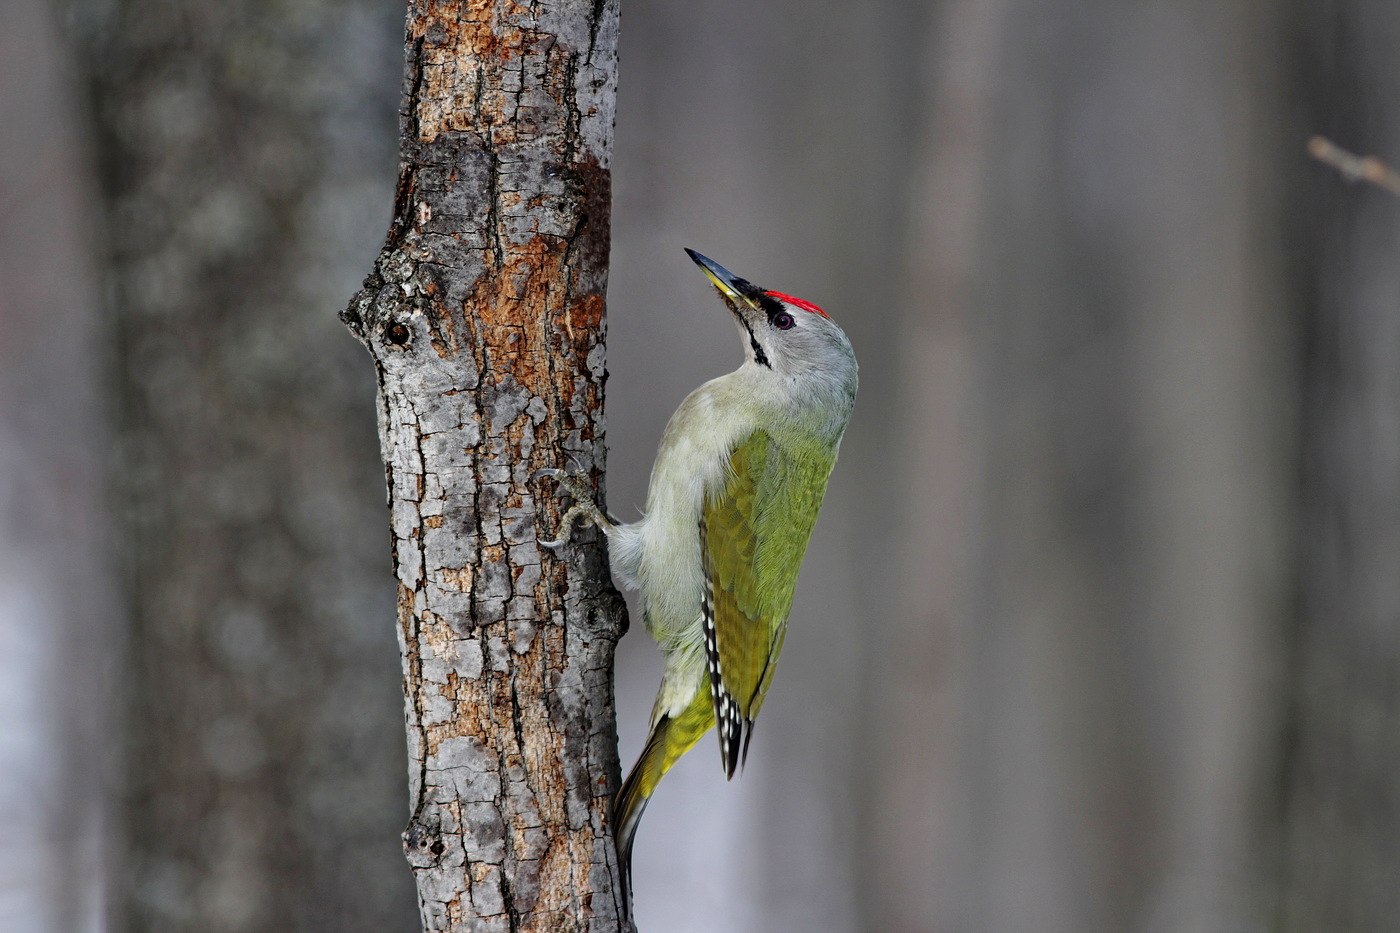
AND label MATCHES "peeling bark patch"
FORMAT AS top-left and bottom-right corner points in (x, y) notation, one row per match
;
(441, 566), (475, 591)
(345, 0), (626, 929)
